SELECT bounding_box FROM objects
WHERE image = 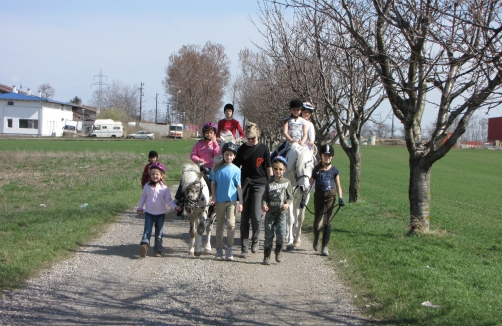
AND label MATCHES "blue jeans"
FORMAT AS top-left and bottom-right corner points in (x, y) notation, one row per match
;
(141, 212), (165, 252)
